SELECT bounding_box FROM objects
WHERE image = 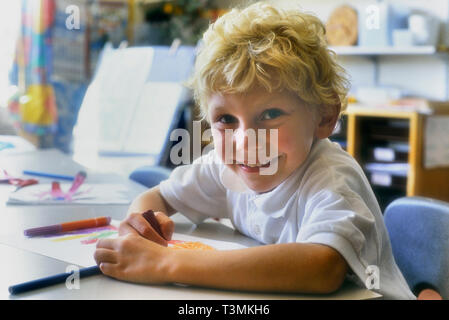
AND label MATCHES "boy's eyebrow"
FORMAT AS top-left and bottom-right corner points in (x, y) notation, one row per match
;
(209, 95), (299, 114)
(255, 98), (297, 112)
(209, 105), (229, 114)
